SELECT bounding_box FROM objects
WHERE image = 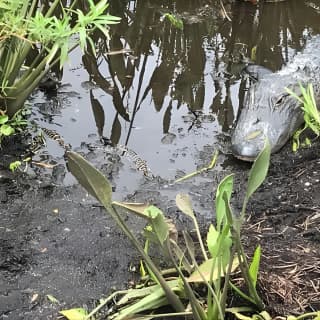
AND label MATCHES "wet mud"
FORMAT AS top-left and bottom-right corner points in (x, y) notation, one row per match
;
(1, 137), (319, 319)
